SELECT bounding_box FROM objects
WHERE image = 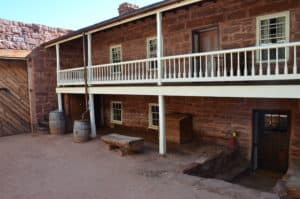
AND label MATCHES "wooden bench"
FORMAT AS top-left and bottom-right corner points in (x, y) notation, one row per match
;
(101, 134), (144, 156)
